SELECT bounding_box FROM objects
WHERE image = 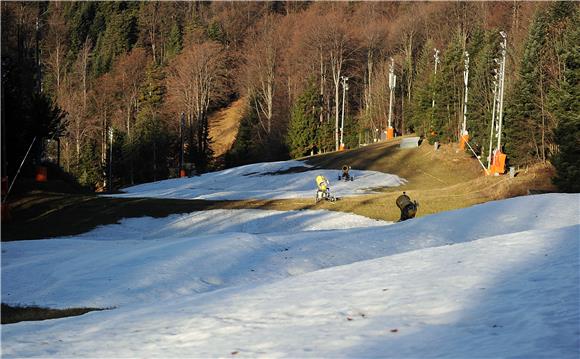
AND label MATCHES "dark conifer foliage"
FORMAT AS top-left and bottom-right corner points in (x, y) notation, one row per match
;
(287, 81), (320, 158)
(549, 6), (579, 192)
